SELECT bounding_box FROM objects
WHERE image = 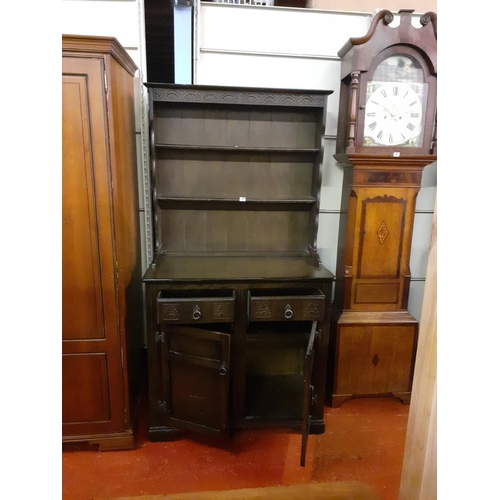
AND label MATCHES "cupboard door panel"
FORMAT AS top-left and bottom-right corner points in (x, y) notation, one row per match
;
(164, 326), (231, 436)
(336, 324), (416, 395)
